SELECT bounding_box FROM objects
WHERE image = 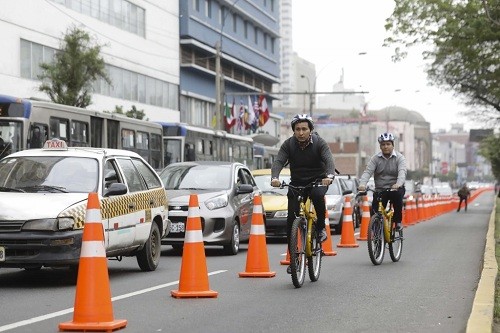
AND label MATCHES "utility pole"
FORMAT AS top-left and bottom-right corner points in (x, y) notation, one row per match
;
(215, 41), (222, 130)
